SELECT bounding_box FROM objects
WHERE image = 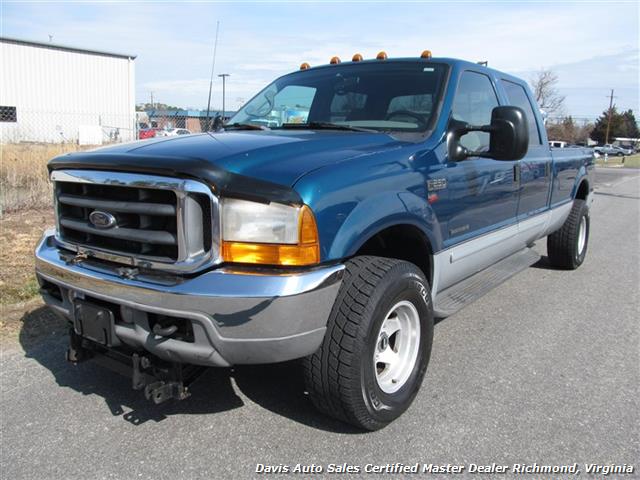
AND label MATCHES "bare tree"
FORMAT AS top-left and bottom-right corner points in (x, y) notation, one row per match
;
(531, 69), (565, 115)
